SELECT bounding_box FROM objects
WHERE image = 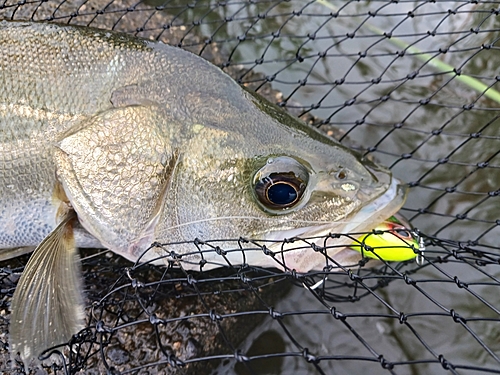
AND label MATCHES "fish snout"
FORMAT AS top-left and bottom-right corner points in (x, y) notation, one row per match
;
(323, 158), (393, 202)
(355, 158), (396, 202)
